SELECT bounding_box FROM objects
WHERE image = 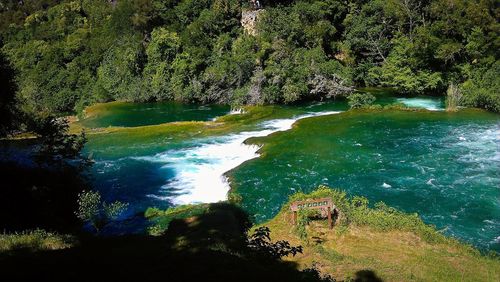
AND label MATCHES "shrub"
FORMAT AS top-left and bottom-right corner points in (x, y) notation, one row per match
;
(75, 190), (128, 233)
(248, 226), (303, 259)
(347, 93), (376, 109)
(284, 186), (448, 244)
